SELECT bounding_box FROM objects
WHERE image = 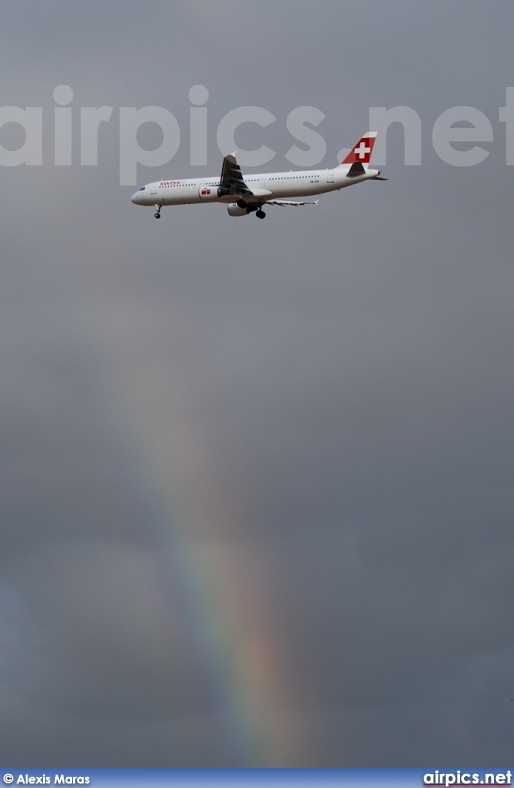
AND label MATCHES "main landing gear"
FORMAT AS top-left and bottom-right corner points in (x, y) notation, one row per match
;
(154, 205), (161, 219)
(237, 199), (266, 219)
